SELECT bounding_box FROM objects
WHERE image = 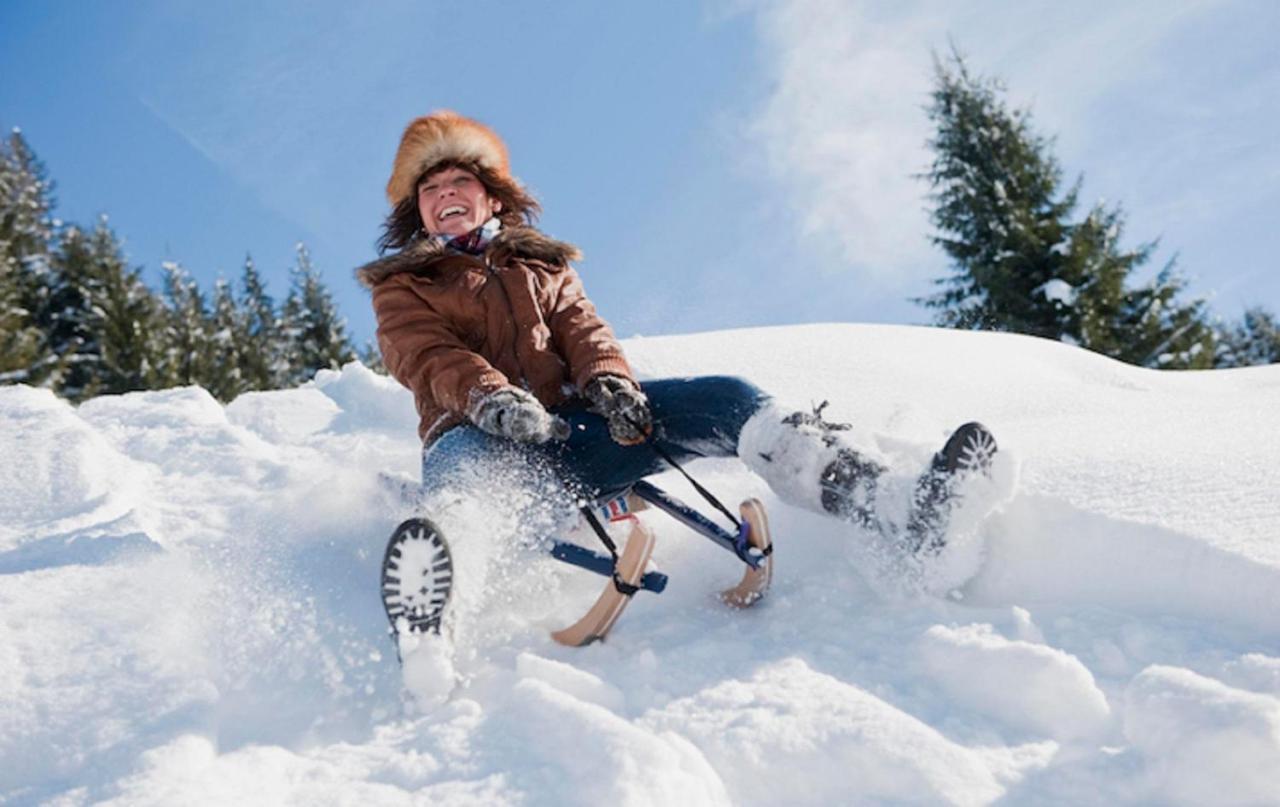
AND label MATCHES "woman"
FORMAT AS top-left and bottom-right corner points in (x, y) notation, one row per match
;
(356, 111), (995, 612)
